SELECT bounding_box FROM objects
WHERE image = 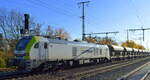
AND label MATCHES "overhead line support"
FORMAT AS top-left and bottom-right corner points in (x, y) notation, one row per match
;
(85, 31), (119, 40)
(128, 28), (150, 41)
(78, 1), (90, 40)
